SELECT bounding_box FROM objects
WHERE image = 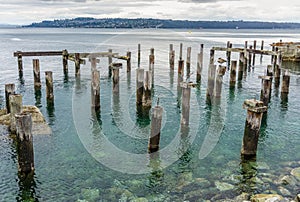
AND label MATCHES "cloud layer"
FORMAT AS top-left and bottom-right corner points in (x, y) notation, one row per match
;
(1, 0), (300, 25)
